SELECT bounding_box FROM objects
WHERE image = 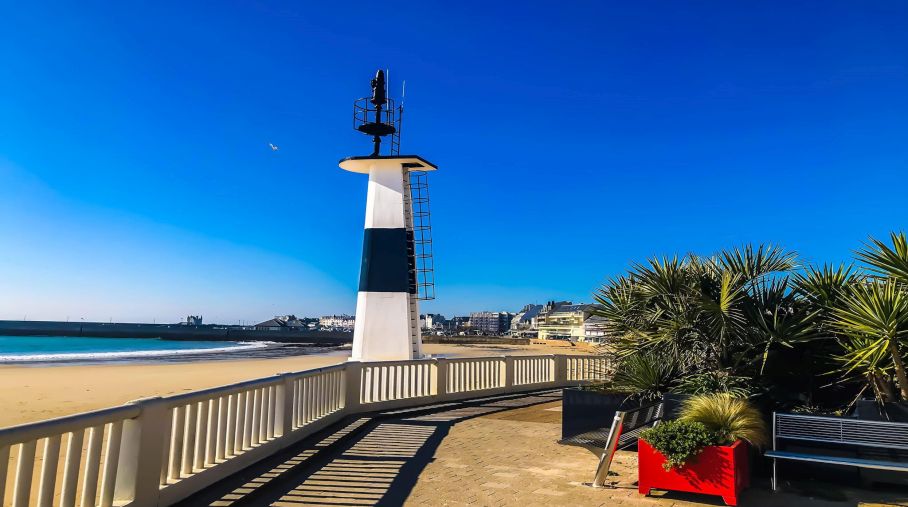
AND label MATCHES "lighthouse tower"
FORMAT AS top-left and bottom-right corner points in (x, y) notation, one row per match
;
(340, 70), (436, 362)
